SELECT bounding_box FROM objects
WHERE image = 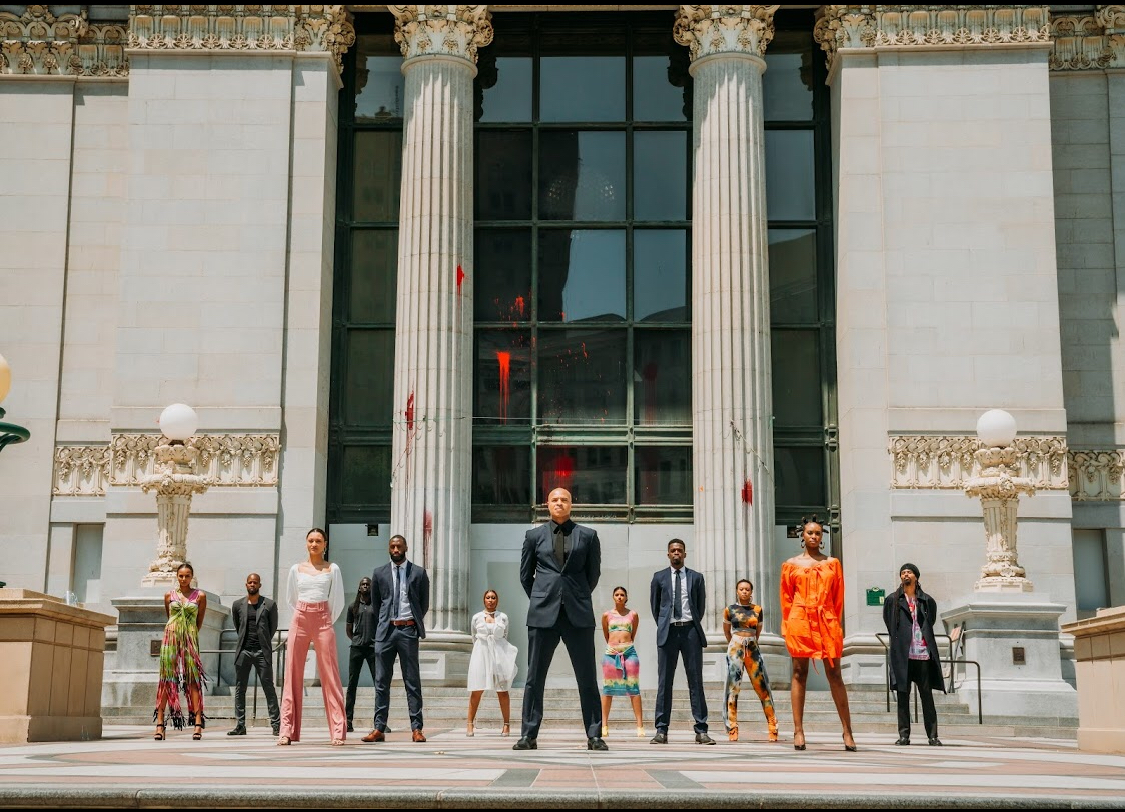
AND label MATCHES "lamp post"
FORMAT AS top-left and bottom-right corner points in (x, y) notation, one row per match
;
(963, 409), (1035, 592)
(0, 353), (31, 454)
(139, 404), (210, 587)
